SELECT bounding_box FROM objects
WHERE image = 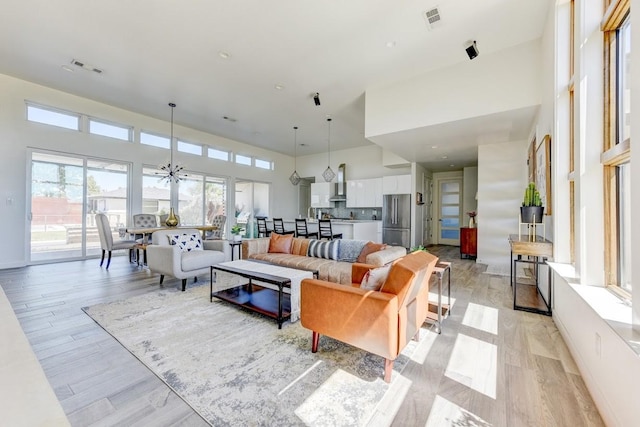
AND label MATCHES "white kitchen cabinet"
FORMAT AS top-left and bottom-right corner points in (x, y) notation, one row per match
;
(346, 178), (383, 208)
(310, 182), (334, 208)
(382, 174), (411, 195)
